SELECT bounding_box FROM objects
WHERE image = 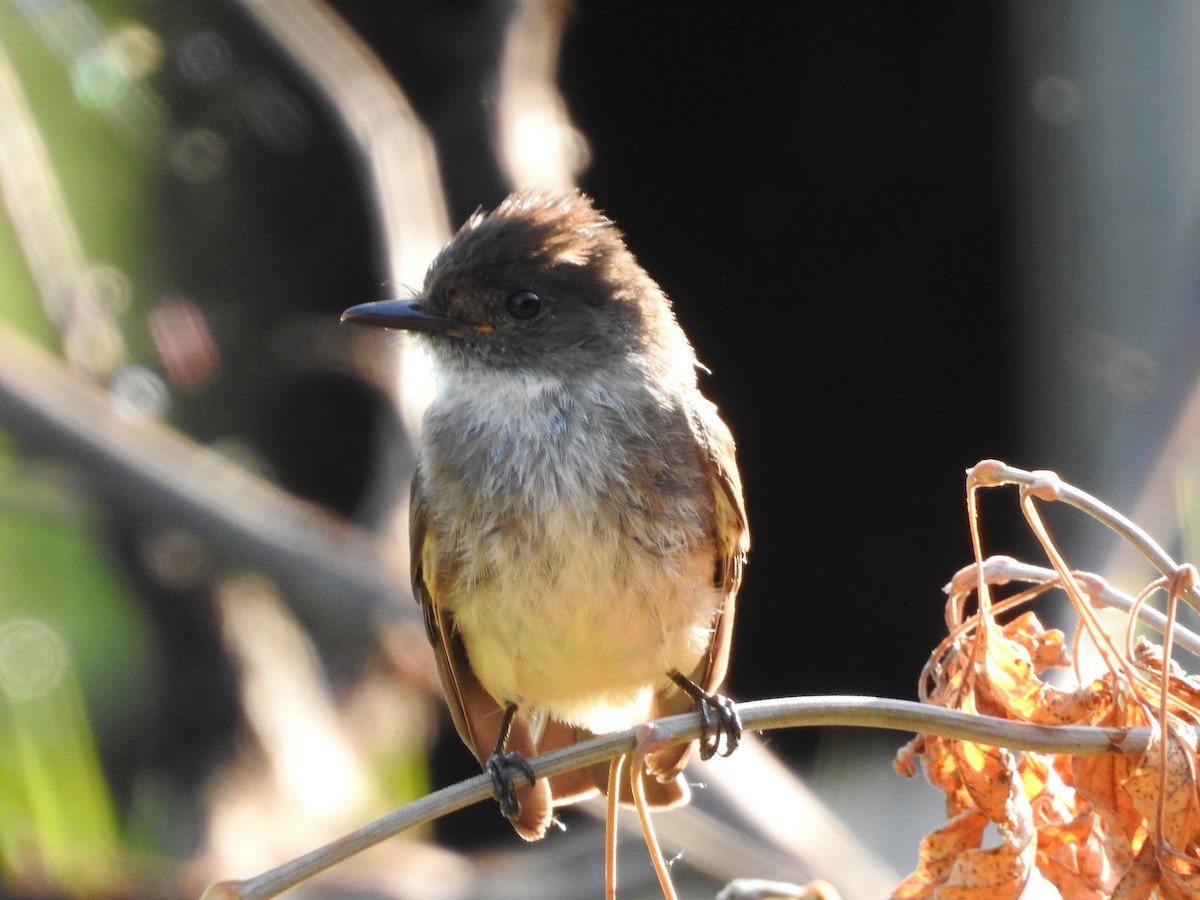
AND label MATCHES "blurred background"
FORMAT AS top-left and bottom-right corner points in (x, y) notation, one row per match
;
(3, 1), (1200, 897)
